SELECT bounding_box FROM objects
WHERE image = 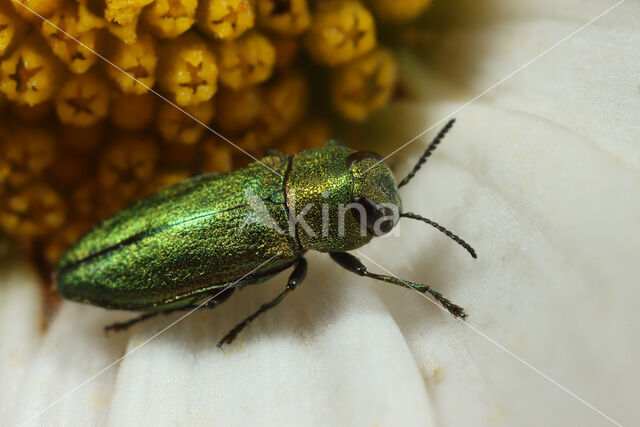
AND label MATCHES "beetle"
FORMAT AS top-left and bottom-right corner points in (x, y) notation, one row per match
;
(55, 119), (476, 347)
